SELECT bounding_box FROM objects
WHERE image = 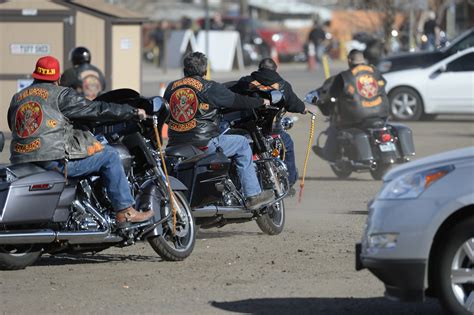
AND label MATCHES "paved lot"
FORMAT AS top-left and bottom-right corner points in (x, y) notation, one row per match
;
(1, 62), (473, 314)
